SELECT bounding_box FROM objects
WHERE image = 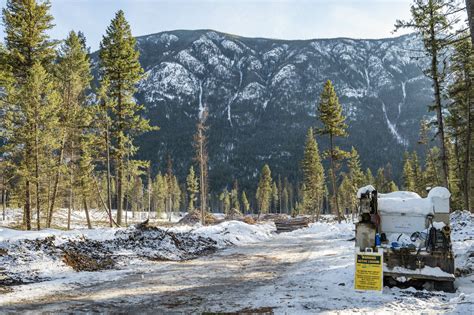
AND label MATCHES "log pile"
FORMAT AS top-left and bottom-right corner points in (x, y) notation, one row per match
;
(274, 217), (310, 233)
